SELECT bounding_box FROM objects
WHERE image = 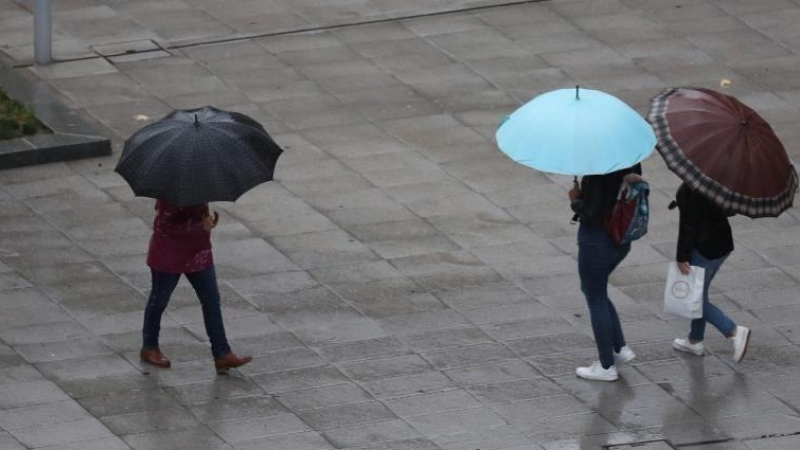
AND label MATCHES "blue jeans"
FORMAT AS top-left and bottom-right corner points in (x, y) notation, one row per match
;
(142, 265), (231, 359)
(687, 250), (736, 341)
(578, 224), (631, 369)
